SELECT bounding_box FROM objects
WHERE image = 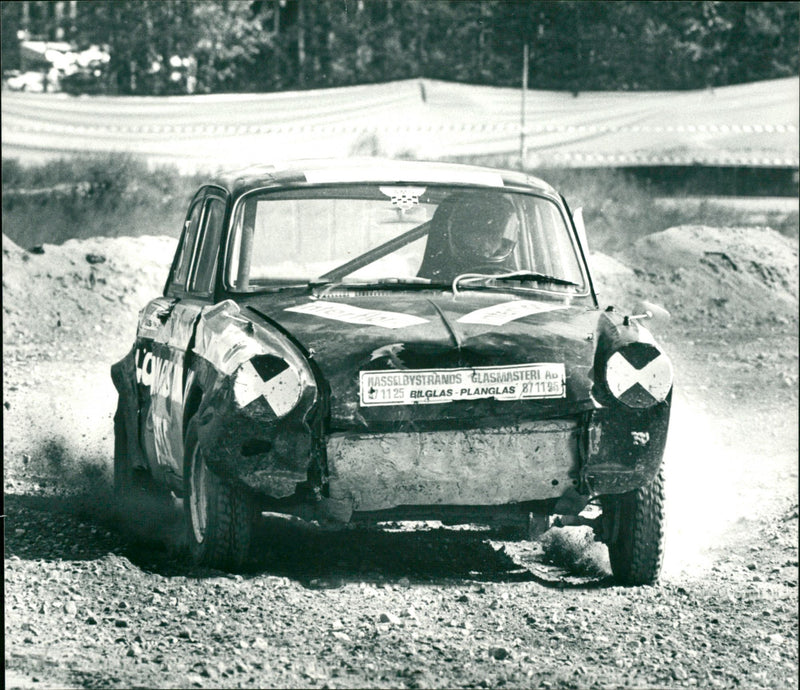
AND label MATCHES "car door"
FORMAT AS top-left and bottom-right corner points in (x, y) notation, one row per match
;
(138, 188), (227, 486)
